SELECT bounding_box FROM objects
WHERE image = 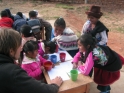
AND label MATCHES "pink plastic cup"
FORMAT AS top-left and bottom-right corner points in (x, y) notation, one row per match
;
(60, 52), (66, 62)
